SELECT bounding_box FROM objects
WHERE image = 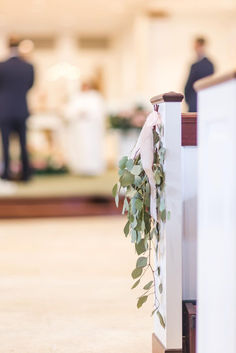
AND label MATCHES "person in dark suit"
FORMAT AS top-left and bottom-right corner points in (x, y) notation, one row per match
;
(0, 36), (34, 181)
(184, 37), (214, 112)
